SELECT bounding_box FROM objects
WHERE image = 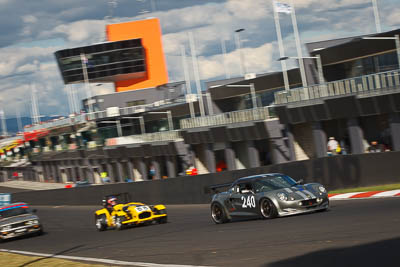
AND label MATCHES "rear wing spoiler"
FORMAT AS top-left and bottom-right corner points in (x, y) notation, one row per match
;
(204, 182), (232, 194)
